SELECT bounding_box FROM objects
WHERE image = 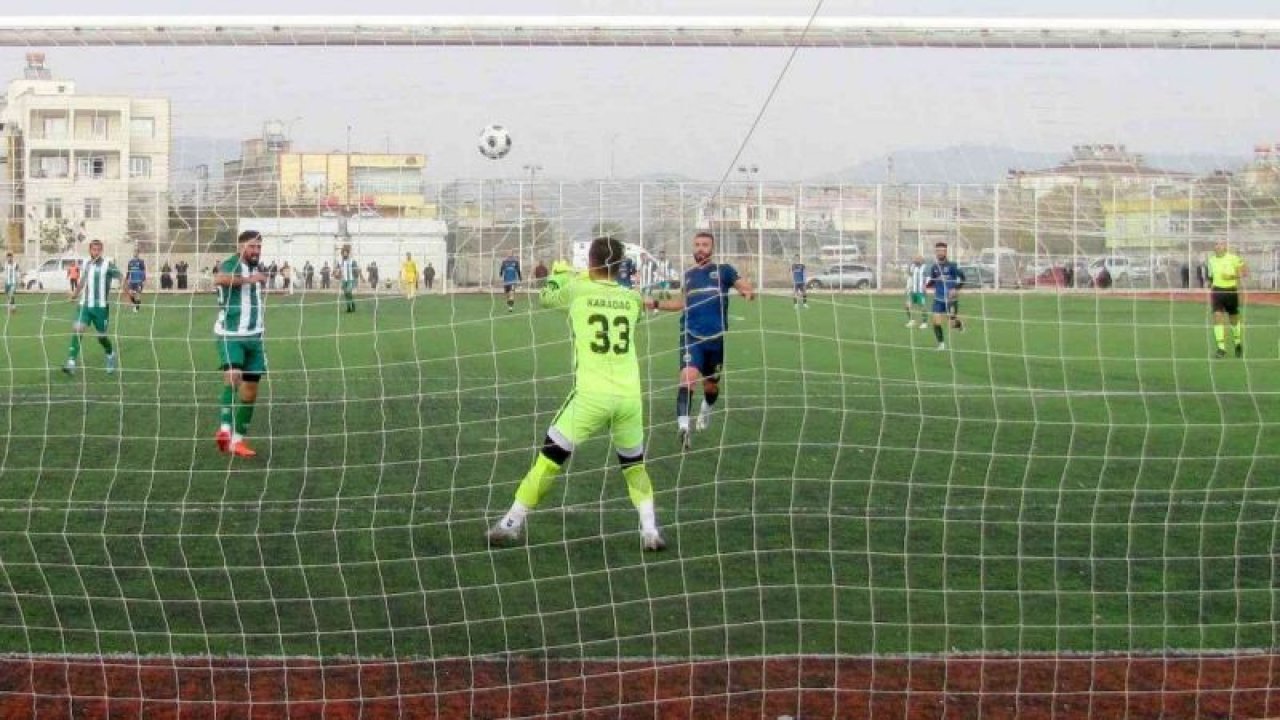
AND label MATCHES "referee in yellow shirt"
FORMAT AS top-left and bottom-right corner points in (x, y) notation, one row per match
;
(1205, 239), (1247, 358)
(400, 252), (419, 300)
